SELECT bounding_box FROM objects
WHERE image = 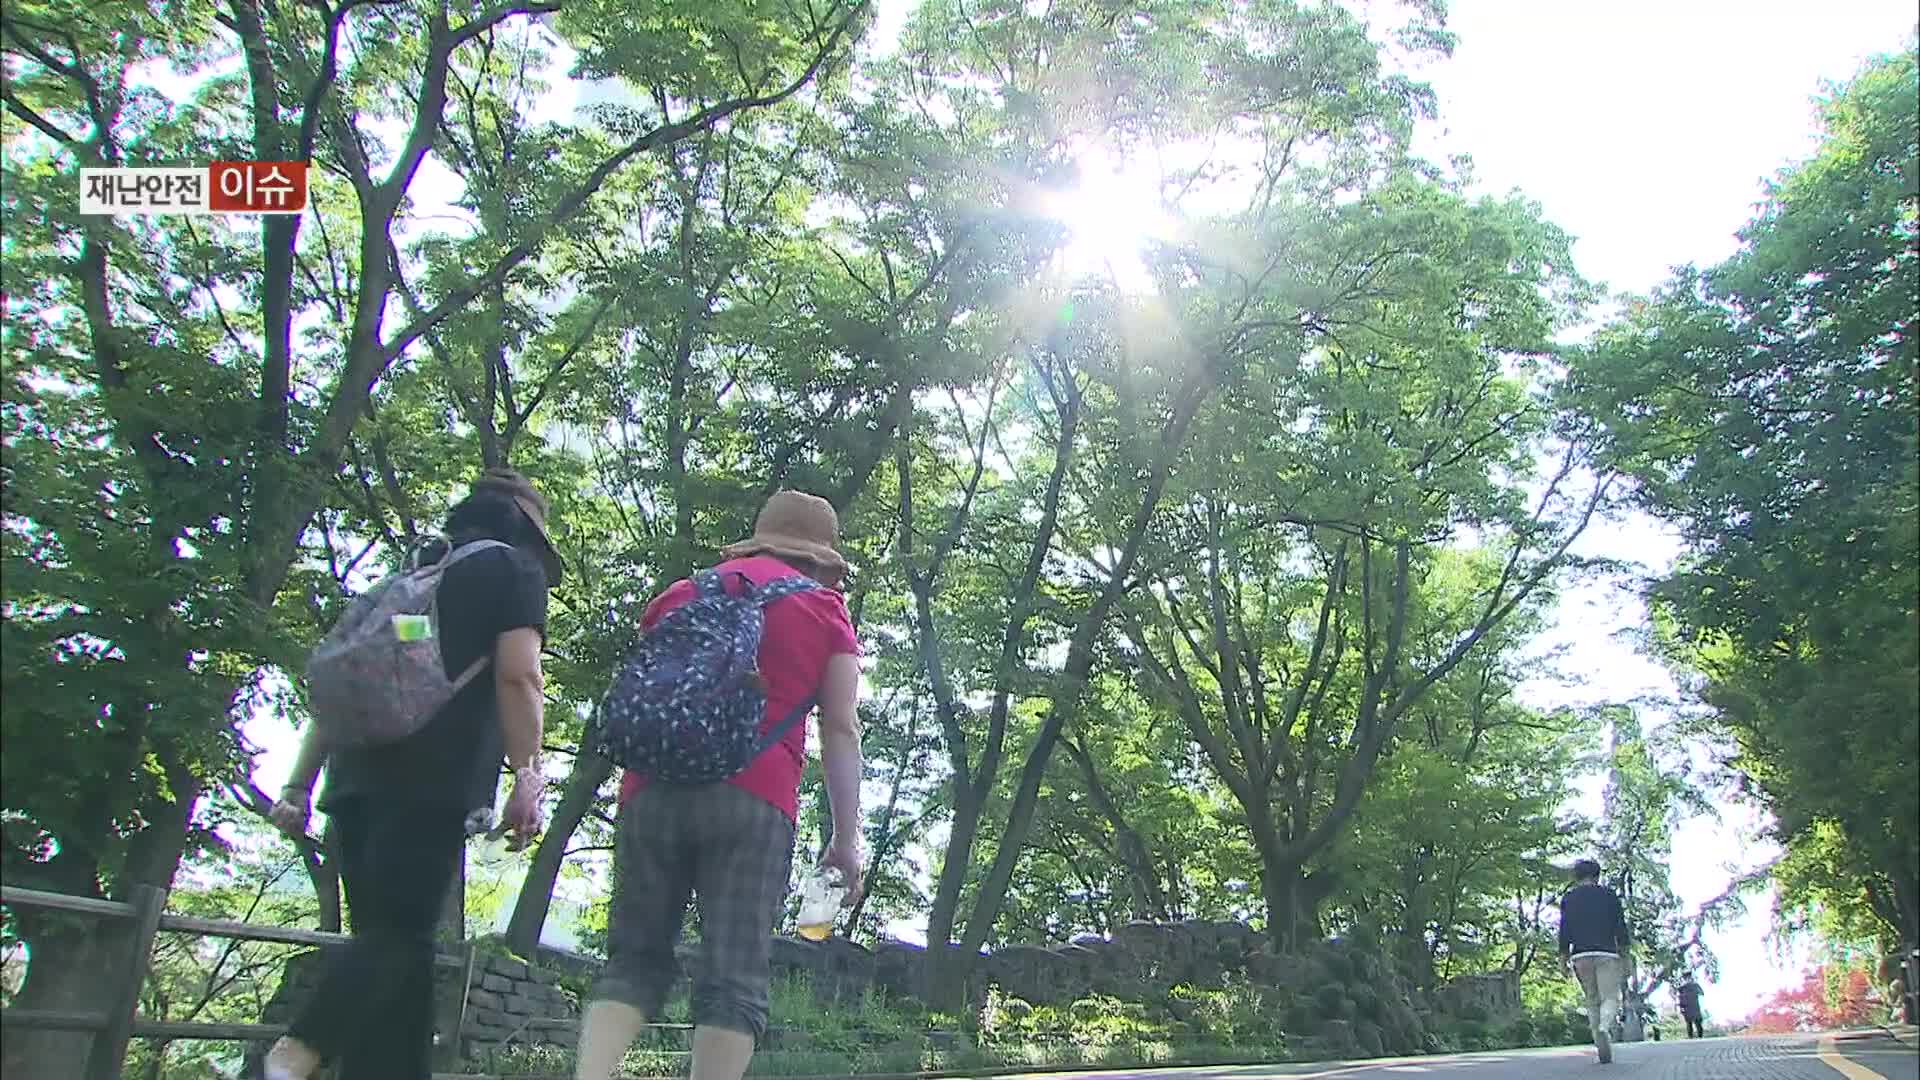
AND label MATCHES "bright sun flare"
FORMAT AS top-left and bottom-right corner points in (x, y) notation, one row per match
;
(1041, 144), (1171, 291)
